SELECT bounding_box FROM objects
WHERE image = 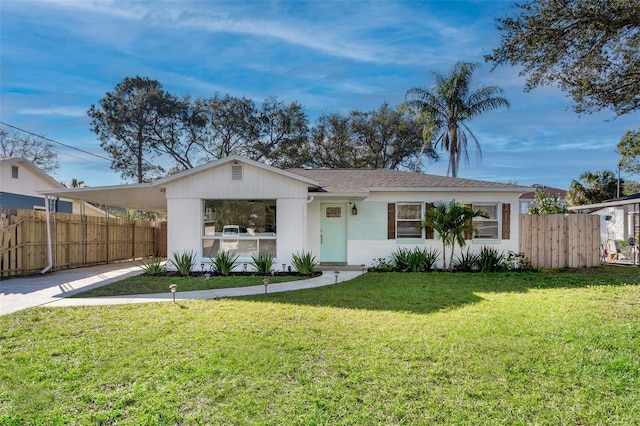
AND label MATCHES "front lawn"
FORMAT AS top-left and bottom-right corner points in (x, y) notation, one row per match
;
(1, 267), (639, 424)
